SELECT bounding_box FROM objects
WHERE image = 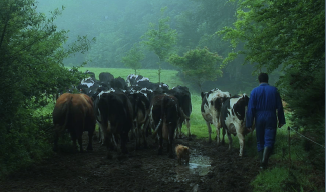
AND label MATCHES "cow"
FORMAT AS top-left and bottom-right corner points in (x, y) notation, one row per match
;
(110, 77), (128, 90)
(150, 94), (181, 158)
(99, 72), (114, 84)
(95, 90), (134, 158)
(85, 70), (96, 81)
(201, 88), (231, 145)
(167, 86), (192, 138)
(125, 89), (151, 149)
(52, 93), (96, 152)
(80, 77), (96, 88)
(126, 74), (150, 87)
(220, 94), (252, 157)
